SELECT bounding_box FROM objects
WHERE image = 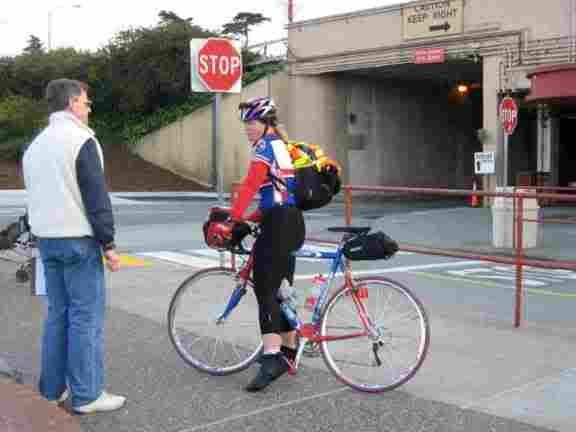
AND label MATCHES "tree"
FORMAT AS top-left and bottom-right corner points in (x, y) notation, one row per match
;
(158, 10), (192, 26)
(0, 95), (47, 160)
(97, 11), (217, 113)
(222, 12), (270, 49)
(23, 35), (44, 56)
